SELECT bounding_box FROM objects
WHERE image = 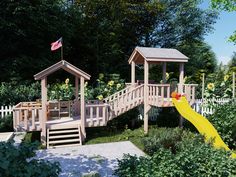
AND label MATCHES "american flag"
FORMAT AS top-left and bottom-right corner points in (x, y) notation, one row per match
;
(51, 37), (62, 51)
